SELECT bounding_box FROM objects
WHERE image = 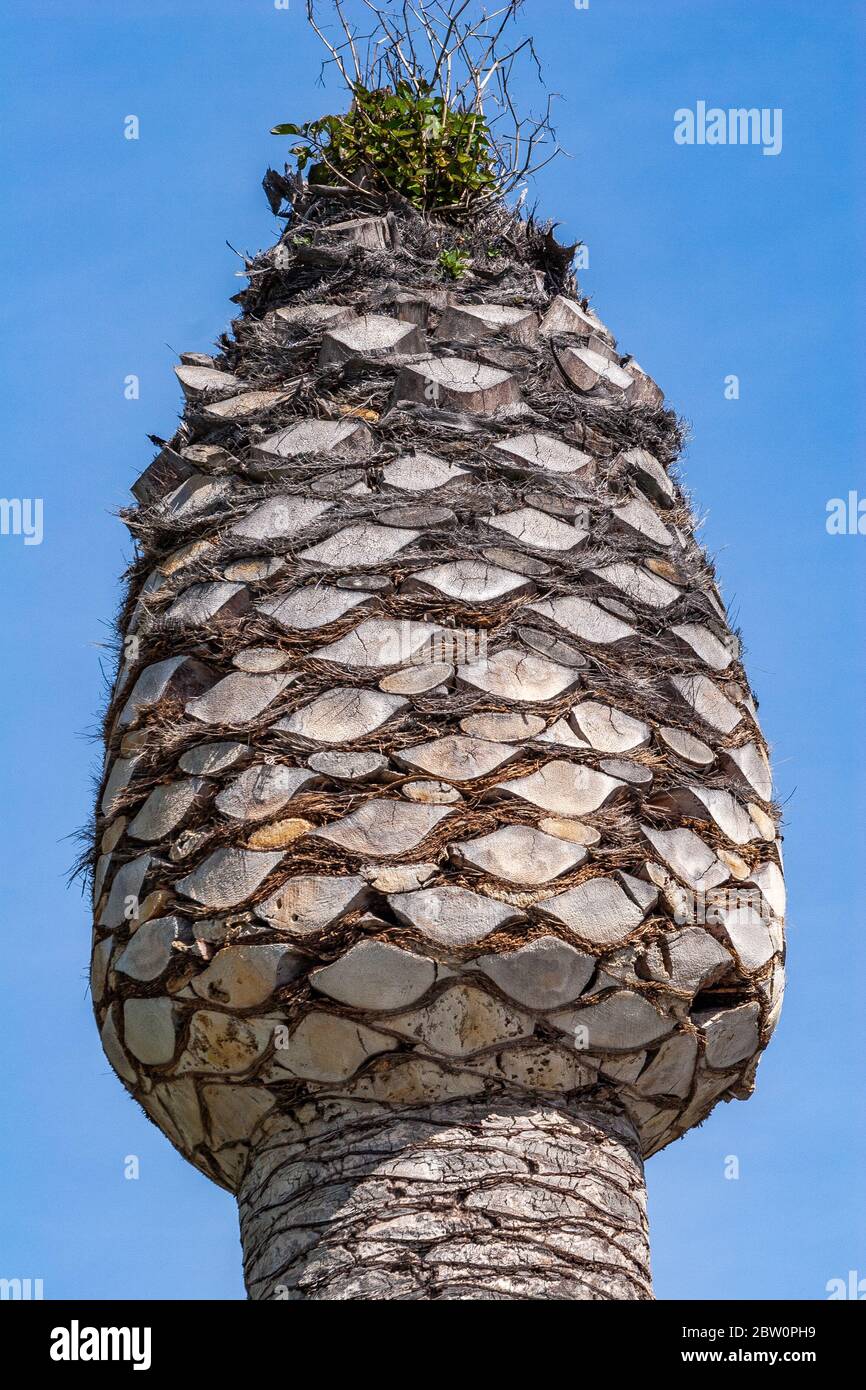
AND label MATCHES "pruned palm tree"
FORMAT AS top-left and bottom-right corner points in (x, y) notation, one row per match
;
(90, 0), (785, 1301)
